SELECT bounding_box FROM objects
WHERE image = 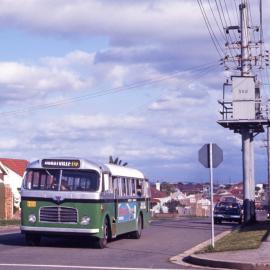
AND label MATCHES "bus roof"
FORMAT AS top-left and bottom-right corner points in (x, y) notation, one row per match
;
(26, 157), (146, 179)
(105, 163), (145, 179)
(27, 157), (105, 172)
